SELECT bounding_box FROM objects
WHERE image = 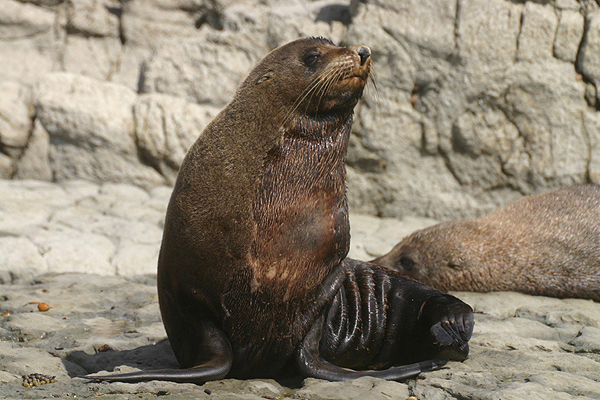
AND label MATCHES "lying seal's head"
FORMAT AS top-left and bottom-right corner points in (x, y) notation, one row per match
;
(372, 221), (498, 292)
(235, 37), (372, 118)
